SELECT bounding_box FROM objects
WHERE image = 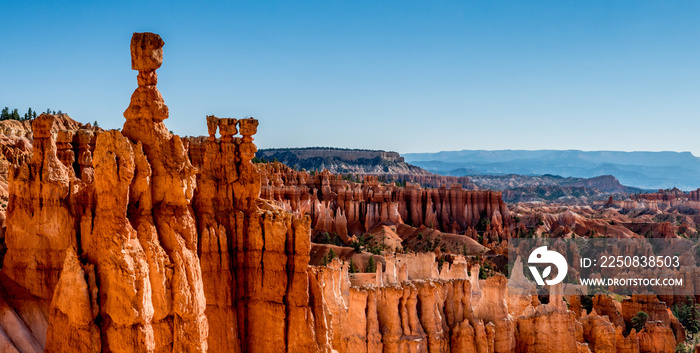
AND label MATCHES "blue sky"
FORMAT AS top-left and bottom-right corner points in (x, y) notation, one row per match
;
(2, 1), (699, 155)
